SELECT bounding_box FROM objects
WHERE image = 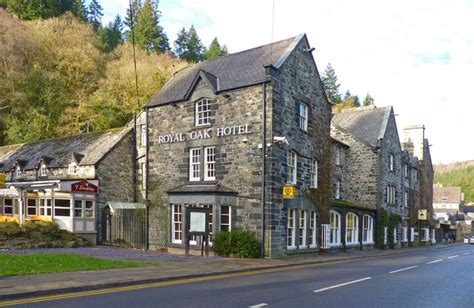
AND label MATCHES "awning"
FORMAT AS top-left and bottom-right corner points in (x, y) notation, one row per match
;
(106, 202), (146, 214)
(0, 188), (19, 198)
